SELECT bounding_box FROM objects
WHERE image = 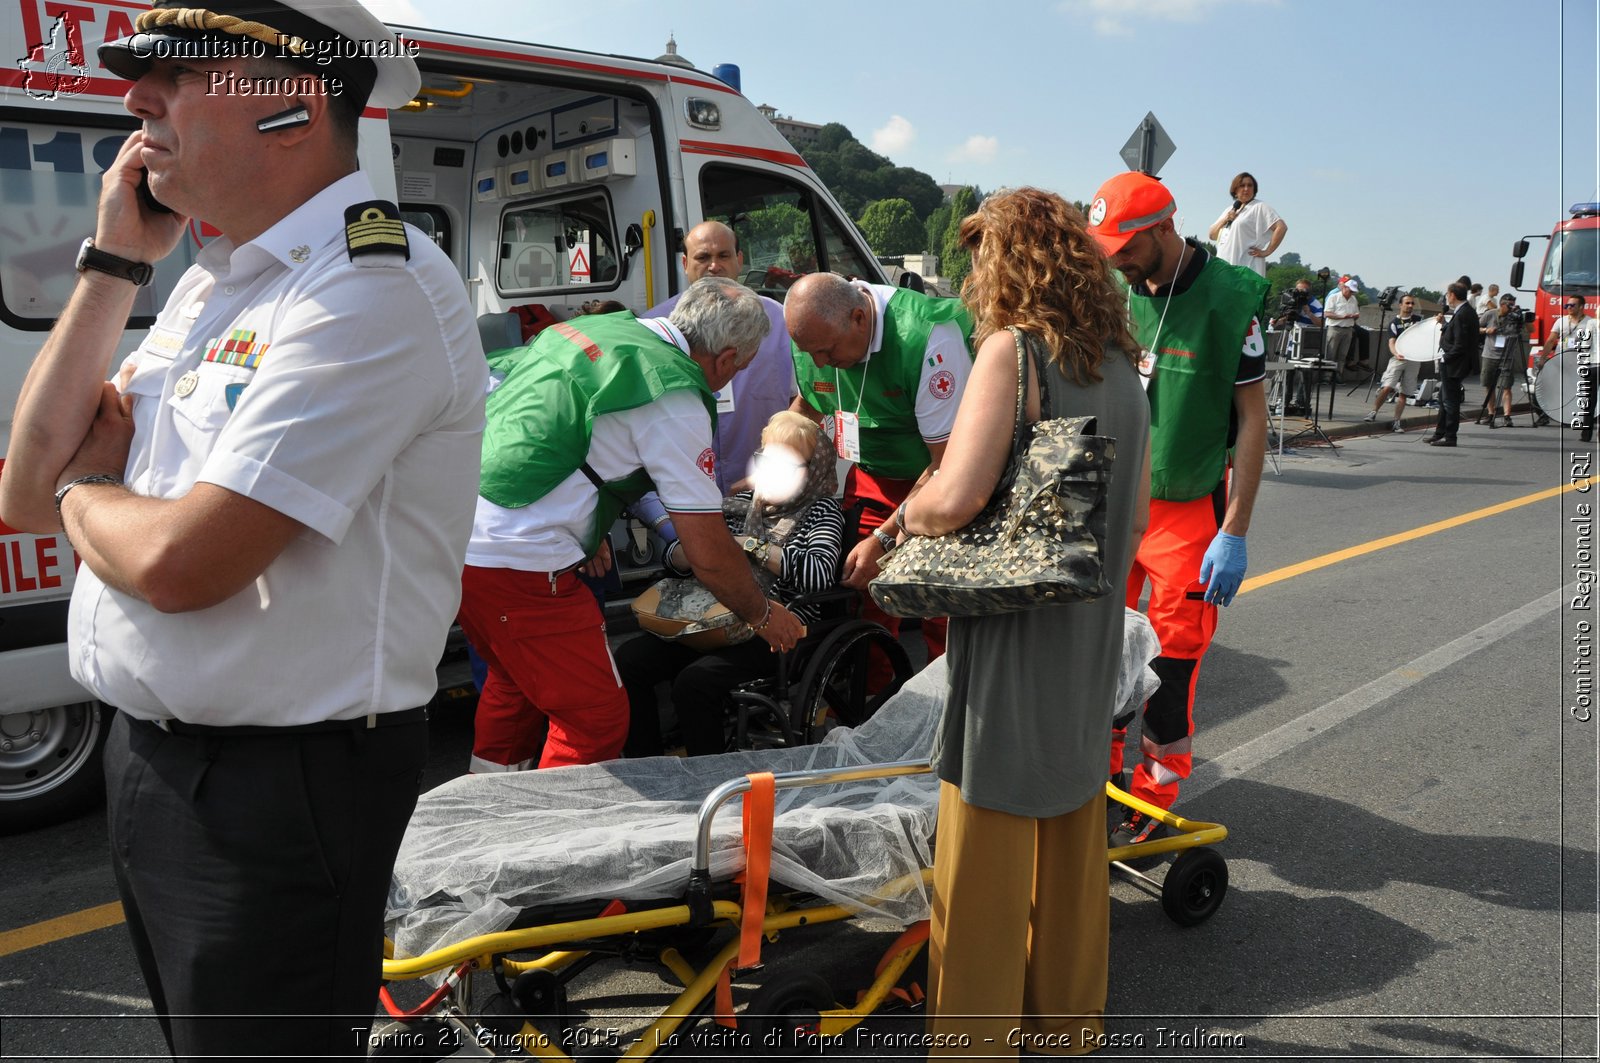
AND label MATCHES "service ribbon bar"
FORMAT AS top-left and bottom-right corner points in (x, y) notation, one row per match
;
(204, 329), (270, 369)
